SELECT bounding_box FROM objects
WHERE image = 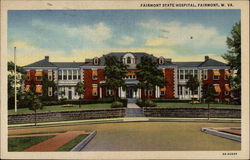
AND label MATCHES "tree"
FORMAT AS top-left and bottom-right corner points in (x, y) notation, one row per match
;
(136, 56), (164, 99)
(222, 21), (241, 104)
(186, 75), (200, 104)
(8, 61), (26, 109)
(102, 56), (128, 101)
(202, 84), (216, 120)
(20, 85), (43, 126)
(75, 82), (85, 107)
